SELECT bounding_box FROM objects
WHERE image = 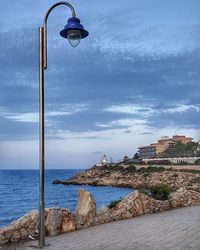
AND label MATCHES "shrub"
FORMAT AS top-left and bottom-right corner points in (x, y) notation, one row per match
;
(147, 166), (165, 172)
(108, 199), (122, 209)
(147, 160), (171, 165)
(176, 161), (189, 165)
(151, 184), (171, 200)
(195, 158), (200, 165)
(124, 165), (136, 173)
(193, 177), (200, 184)
(108, 165), (124, 172)
(137, 167), (145, 173)
(142, 173), (149, 178)
(179, 169), (200, 174)
(139, 188), (151, 196)
(138, 166), (165, 173)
